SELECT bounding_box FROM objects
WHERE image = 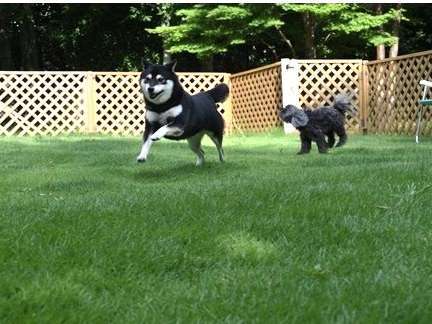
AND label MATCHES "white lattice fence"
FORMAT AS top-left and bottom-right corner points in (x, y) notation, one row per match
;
(94, 73), (143, 136)
(93, 72), (231, 136)
(0, 71), (231, 136)
(0, 72), (86, 135)
(180, 73), (233, 132)
(298, 60), (364, 132)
